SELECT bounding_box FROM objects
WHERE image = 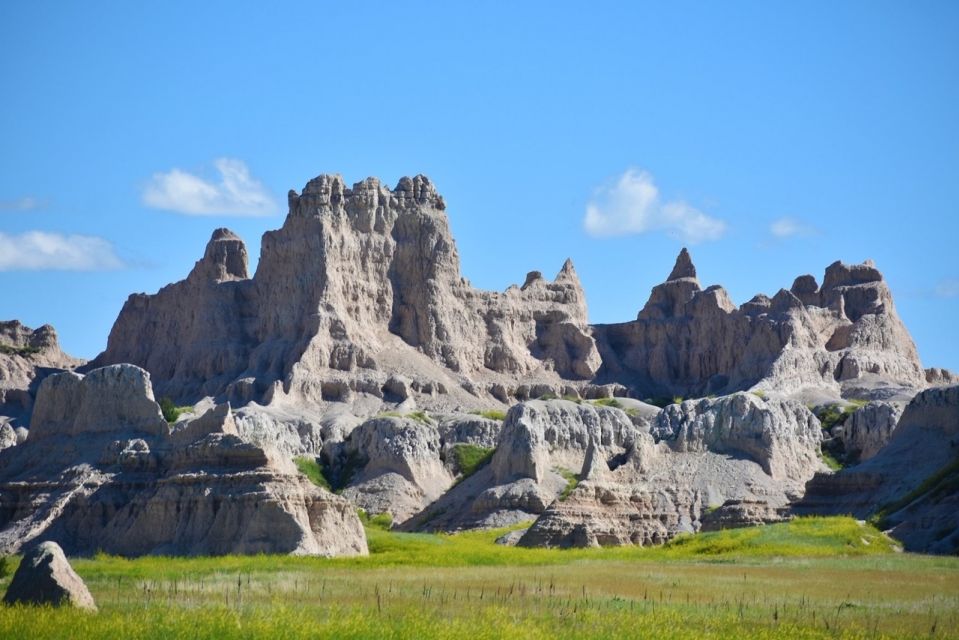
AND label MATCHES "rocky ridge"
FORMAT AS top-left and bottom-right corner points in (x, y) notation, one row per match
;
(94, 176), (599, 412)
(92, 173), (949, 419)
(0, 364), (367, 557)
(0, 320), (83, 432)
(796, 384), (959, 553)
